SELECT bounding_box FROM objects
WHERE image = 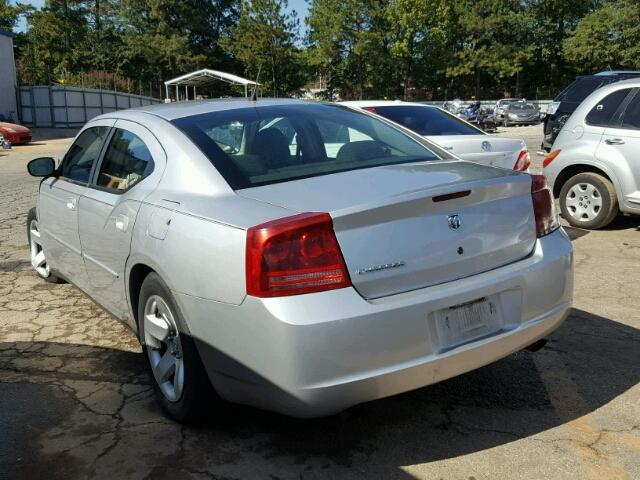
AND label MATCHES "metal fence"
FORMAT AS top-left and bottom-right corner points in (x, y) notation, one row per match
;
(17, 86), (161, 127)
